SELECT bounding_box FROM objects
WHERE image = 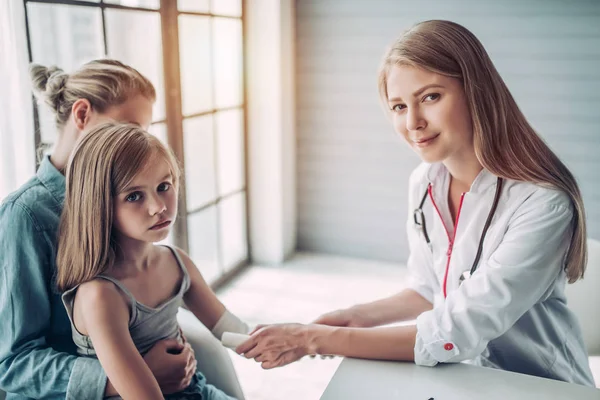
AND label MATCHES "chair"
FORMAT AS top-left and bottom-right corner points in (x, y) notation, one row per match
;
(564, 238), (600, 387)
